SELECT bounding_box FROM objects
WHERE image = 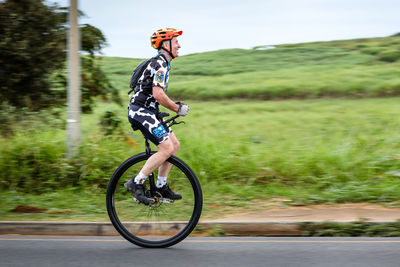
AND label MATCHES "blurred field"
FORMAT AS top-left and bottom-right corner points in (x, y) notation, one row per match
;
(100, 35), (400, 100)
(1, 98), (400, 220)
(1, 35), (400, 221)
